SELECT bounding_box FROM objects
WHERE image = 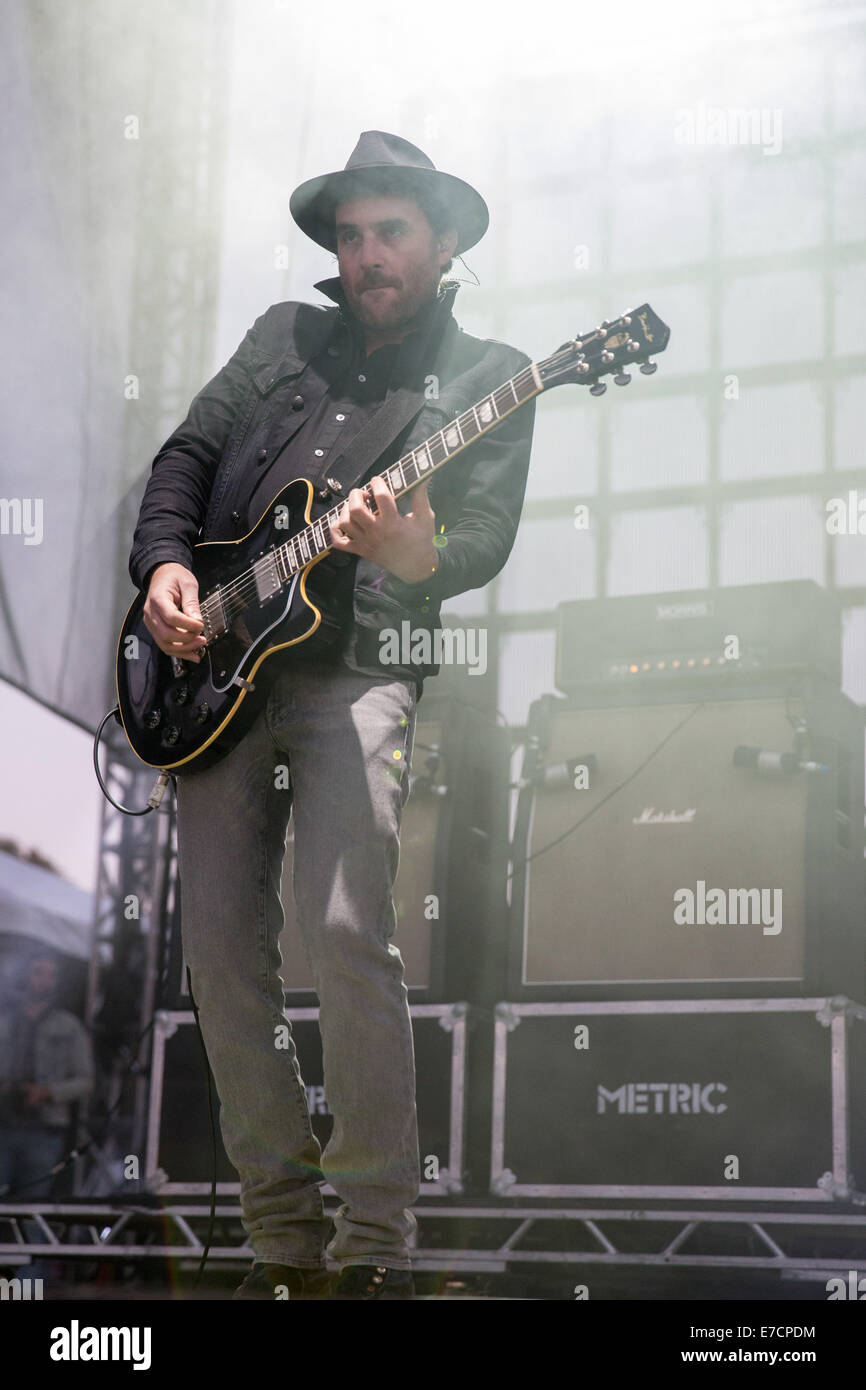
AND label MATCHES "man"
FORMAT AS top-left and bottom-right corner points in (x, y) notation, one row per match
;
(128, 131), (536, 1300)
(0, 952), (94, 1200)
